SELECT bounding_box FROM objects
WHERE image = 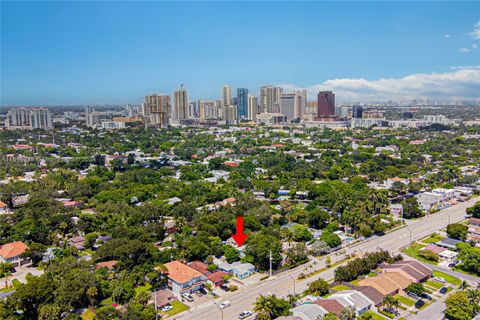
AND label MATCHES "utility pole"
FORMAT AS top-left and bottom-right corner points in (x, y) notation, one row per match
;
(288, 274), (296, 295)
(269, 250), (273, 278)
(214, 302), (224, 320)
